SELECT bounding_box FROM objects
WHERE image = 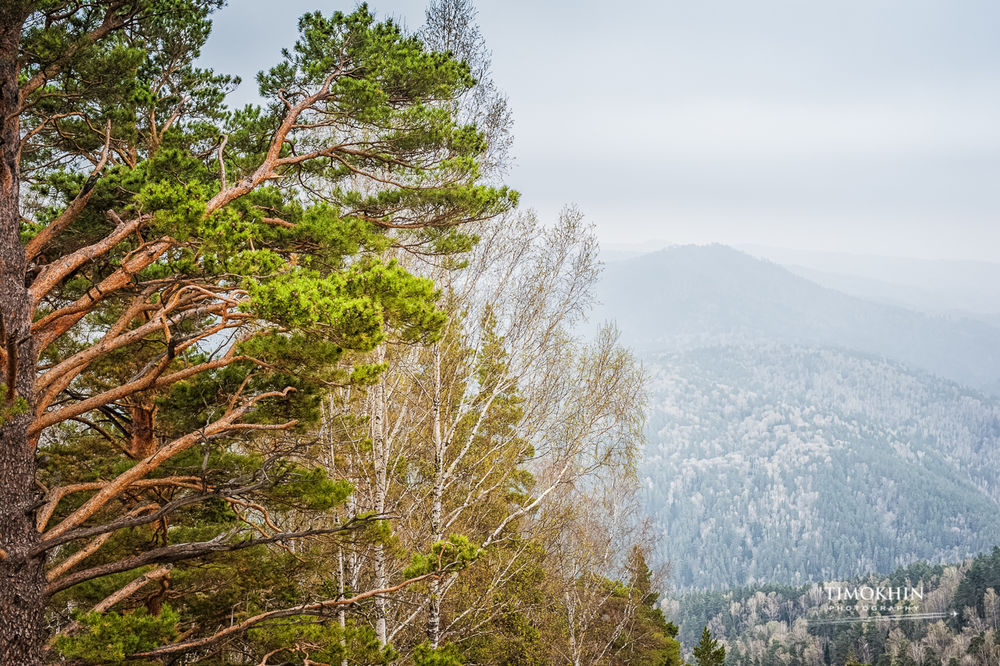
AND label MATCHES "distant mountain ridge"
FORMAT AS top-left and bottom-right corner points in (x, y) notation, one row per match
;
(738, 243), (1000, 318)
(593, 244), (1000, 396)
